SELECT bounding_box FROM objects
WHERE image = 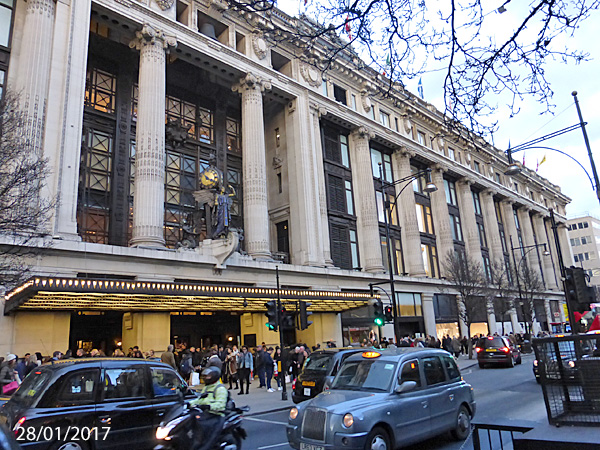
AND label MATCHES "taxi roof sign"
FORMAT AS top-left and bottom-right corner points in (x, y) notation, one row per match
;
(362, 351), (381, 358)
